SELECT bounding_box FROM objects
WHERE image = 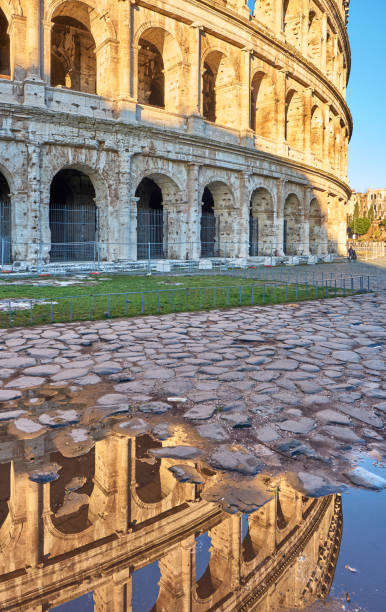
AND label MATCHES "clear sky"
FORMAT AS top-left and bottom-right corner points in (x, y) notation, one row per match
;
(346, 0), (386, 192)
